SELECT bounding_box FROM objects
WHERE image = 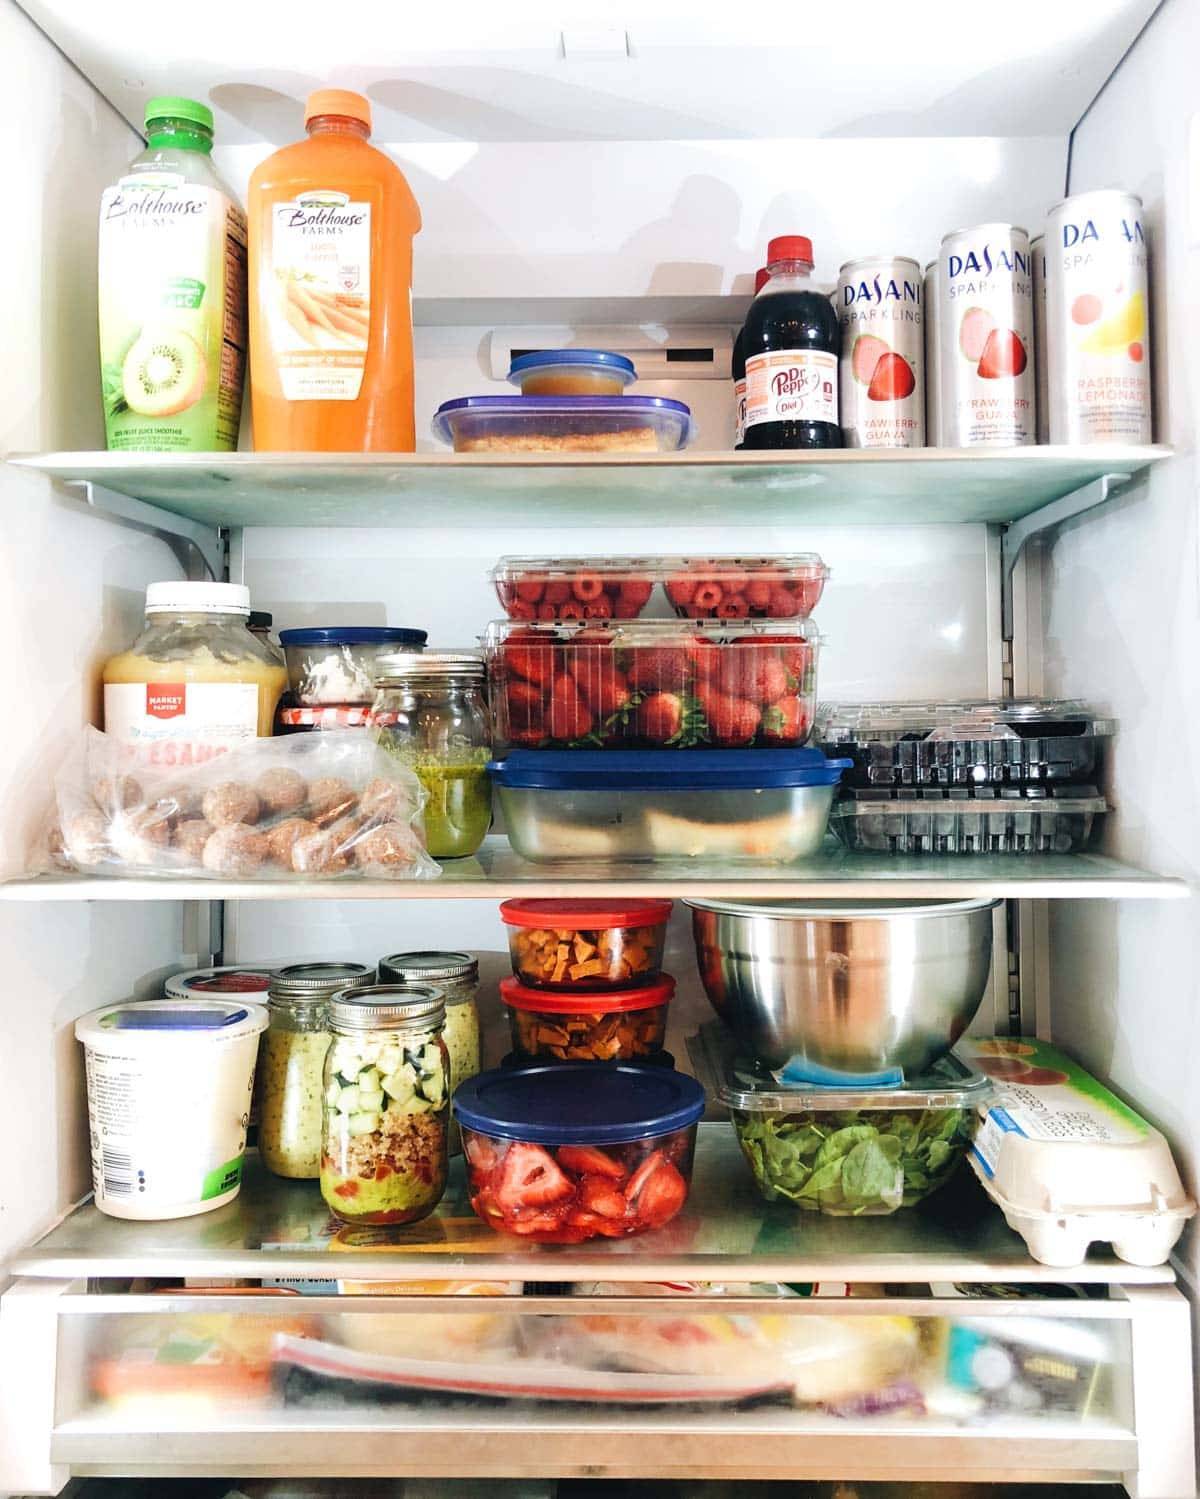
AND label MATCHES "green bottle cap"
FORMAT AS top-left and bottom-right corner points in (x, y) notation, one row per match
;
(144, 96), (213, 133)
